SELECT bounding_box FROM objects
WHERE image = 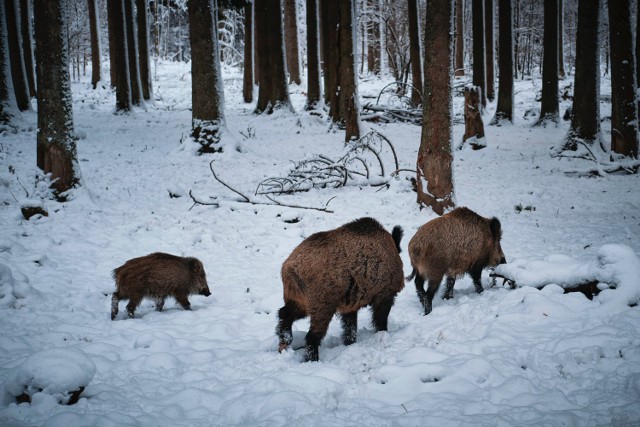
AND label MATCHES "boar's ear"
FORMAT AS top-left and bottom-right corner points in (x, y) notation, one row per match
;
(188, 258), (202, 271)
(490, 218), (502, 239)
